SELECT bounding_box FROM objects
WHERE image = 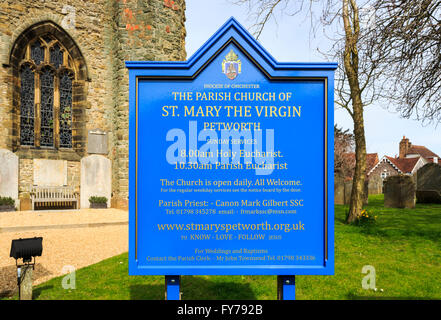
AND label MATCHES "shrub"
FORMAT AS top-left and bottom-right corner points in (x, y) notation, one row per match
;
(0, 196), (15, 206)
(353, 209), (377, 226)
(89, 196), (108, 204)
